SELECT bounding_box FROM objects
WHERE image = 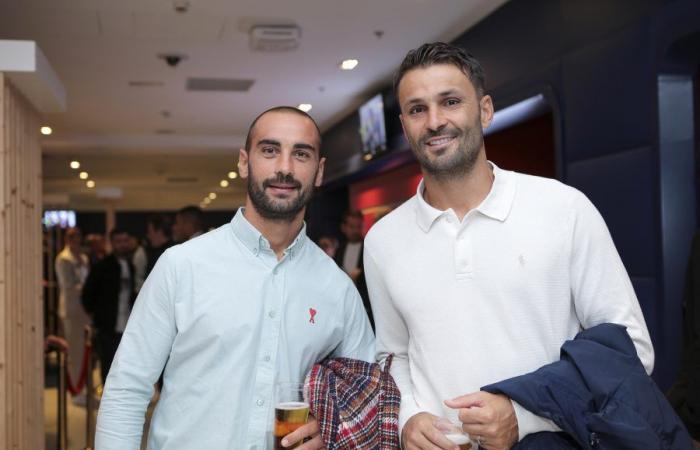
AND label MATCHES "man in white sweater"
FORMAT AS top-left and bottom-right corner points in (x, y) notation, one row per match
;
(363, 42), (654, 450)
